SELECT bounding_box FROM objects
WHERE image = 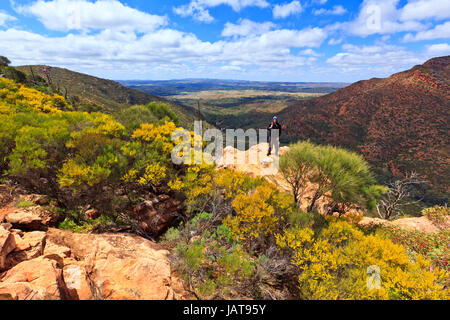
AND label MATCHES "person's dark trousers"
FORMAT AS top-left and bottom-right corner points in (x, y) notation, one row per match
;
(268, 136), (279, 156)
